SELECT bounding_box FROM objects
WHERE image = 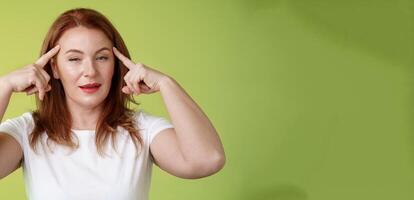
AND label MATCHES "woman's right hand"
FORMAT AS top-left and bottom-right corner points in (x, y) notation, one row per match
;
(1, 45), (60, 101)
